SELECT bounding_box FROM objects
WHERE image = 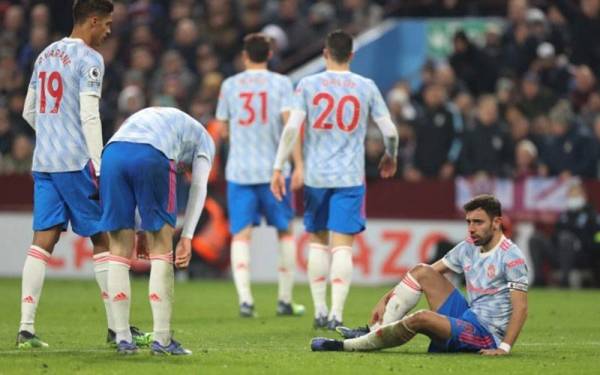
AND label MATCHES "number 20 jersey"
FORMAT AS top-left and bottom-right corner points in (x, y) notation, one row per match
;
(216, 70), (294, 185)
(28, 38), (104, 173)
(292, 71), (390, 188)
